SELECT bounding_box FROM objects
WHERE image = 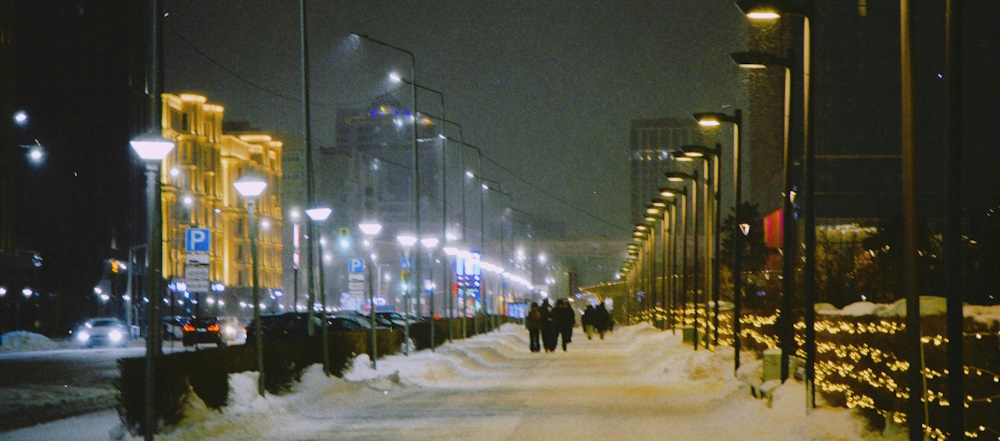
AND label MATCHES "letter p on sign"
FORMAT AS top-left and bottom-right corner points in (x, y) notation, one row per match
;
(186, 228), (211, 253)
